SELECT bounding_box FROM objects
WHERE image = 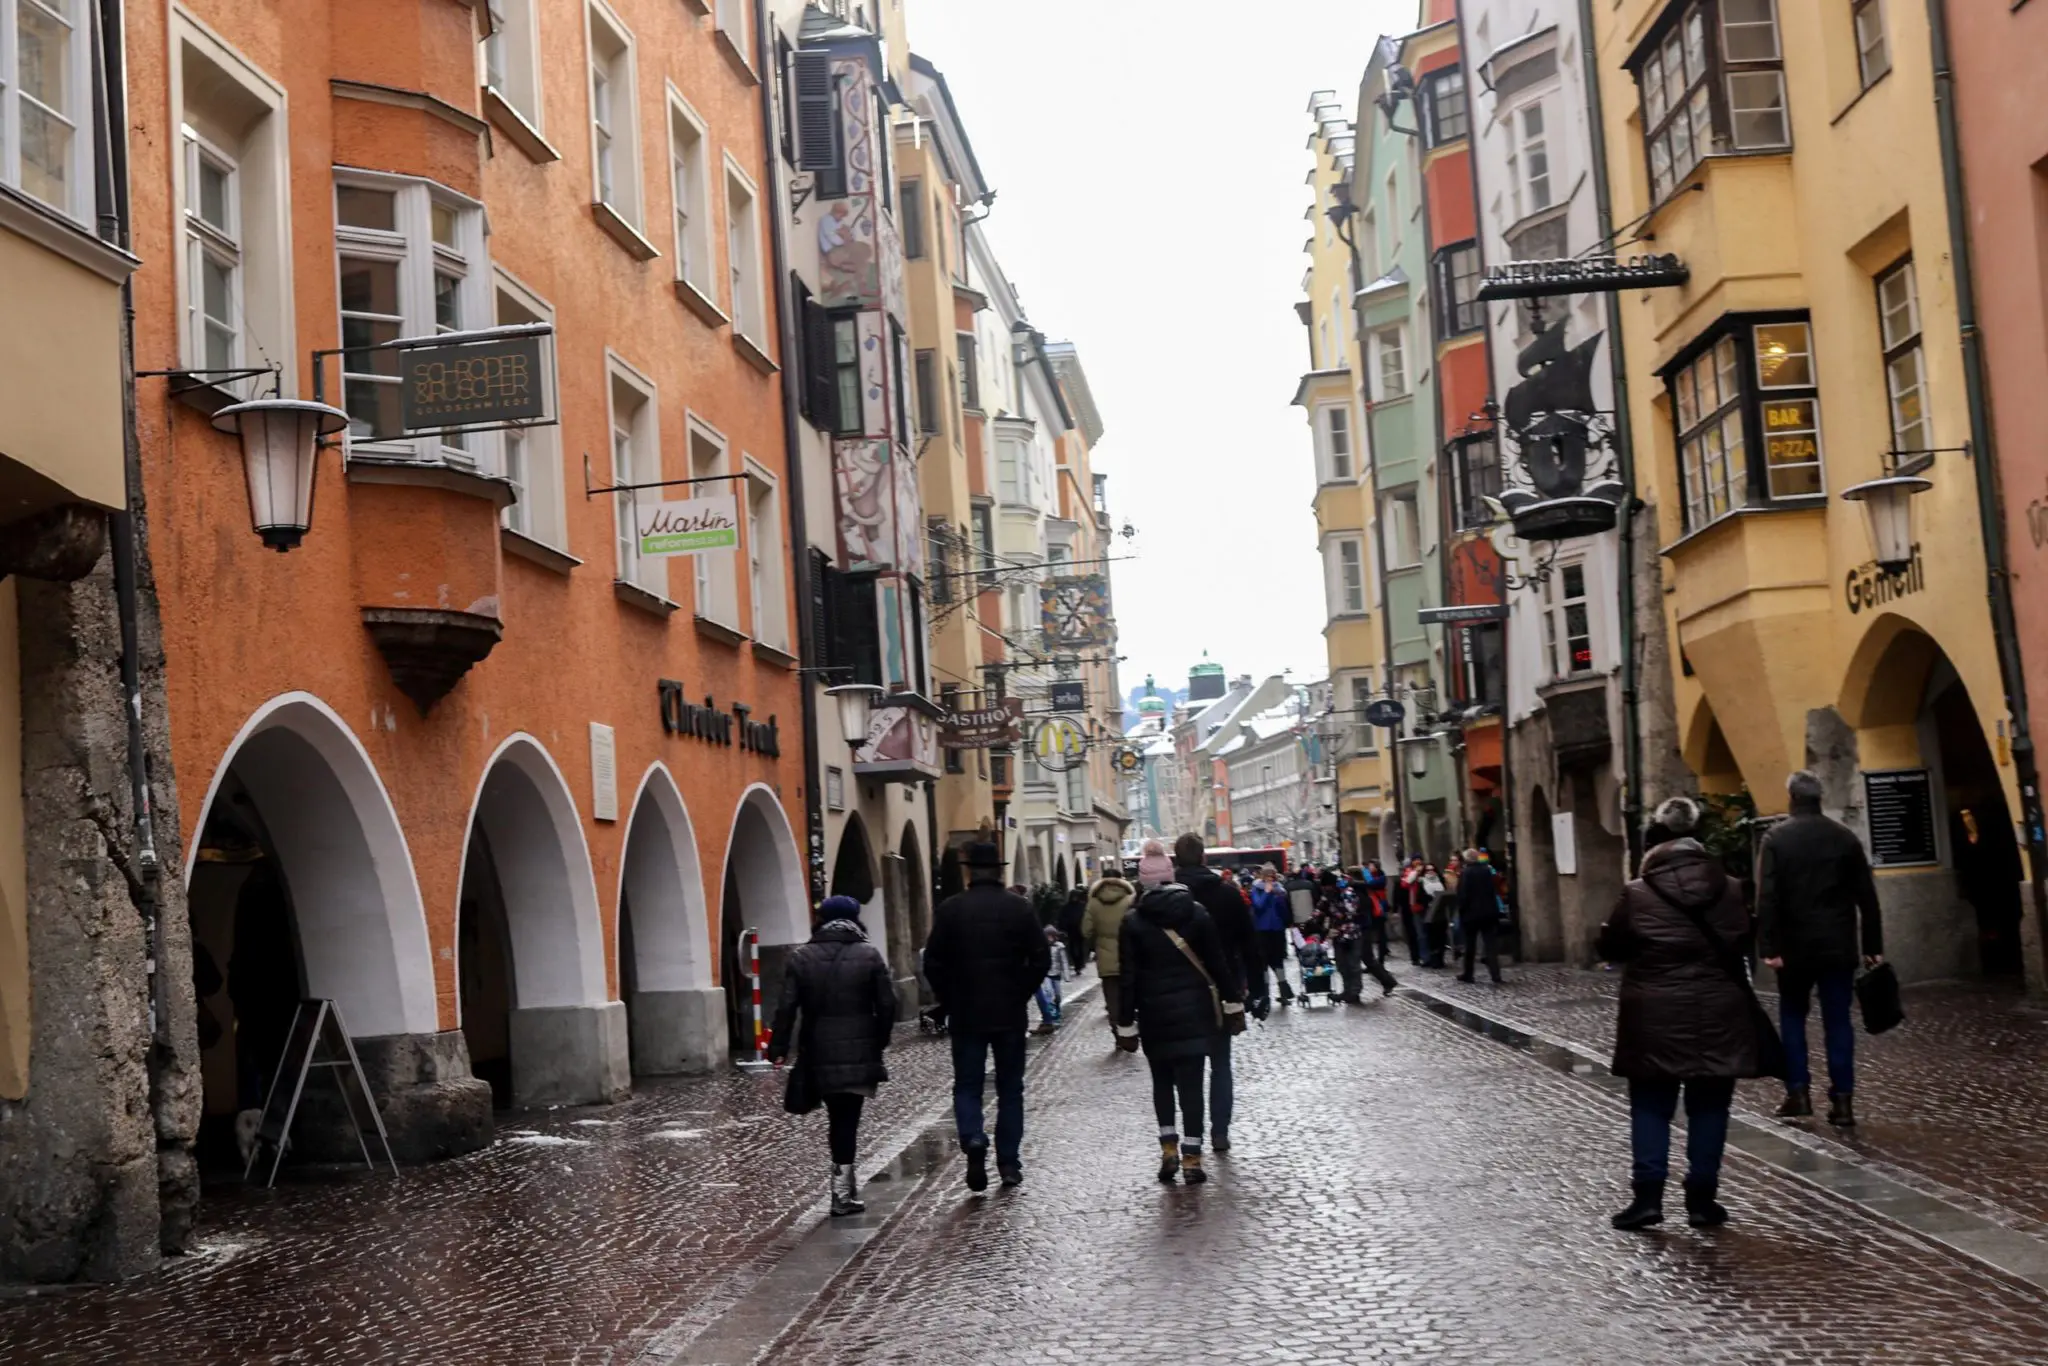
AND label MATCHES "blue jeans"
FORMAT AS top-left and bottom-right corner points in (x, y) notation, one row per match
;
(1779, 965), (1856, 1095)
(950, 1028), (1027, 1162)
(1035, 978), (1062, 1024)
(1208, 1032), (1234, 1141)
(1629, 1078), (1735, 1185)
